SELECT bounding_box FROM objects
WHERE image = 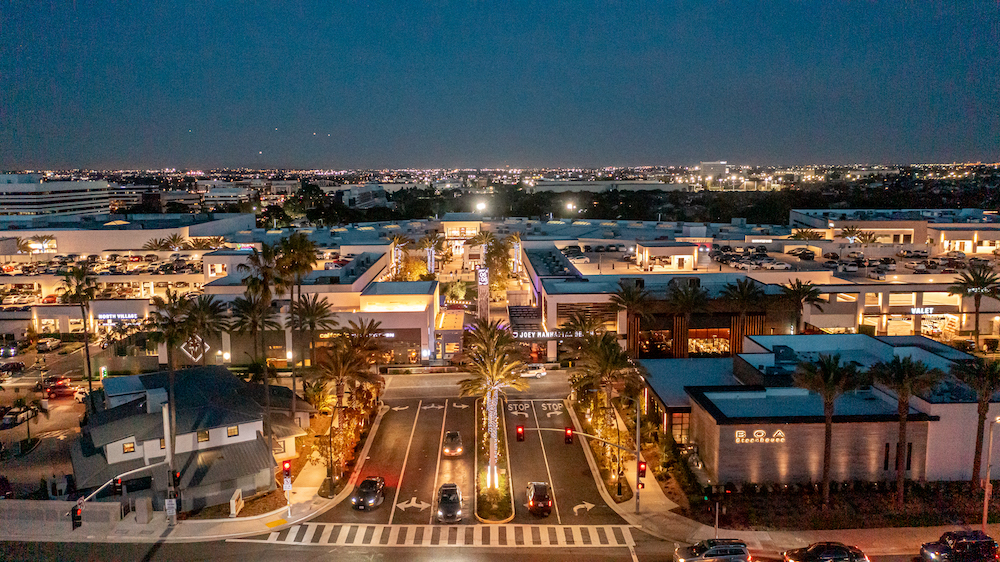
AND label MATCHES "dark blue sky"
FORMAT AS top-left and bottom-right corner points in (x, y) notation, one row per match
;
(2, 1), (997, 169)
